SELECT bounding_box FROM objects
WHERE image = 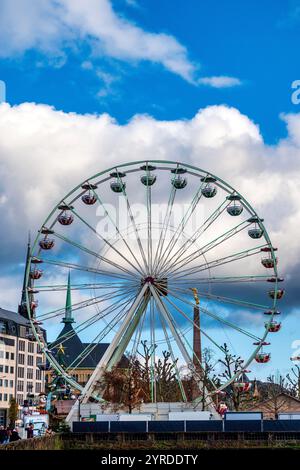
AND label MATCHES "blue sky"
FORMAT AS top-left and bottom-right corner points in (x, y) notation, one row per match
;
(0, 0), (300, 381)
(0, 0), (300, 143)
